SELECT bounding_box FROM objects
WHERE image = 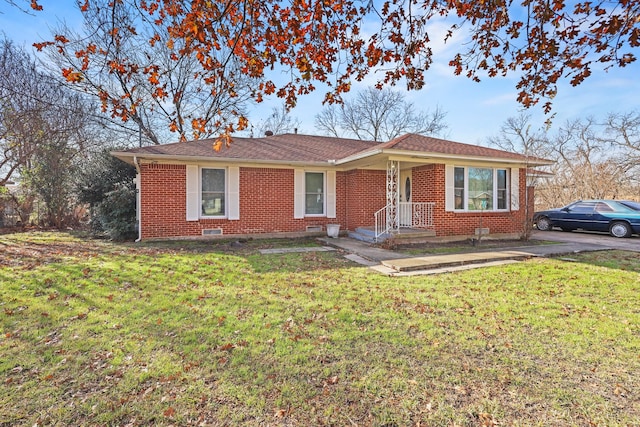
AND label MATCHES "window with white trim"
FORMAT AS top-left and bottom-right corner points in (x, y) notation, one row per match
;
(201, 168), (226, 216)
(497, 169), (507, 209)
(454, 167), (465, 210)
(454, 166), (509, 211)
(305, 172), (325, 215)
